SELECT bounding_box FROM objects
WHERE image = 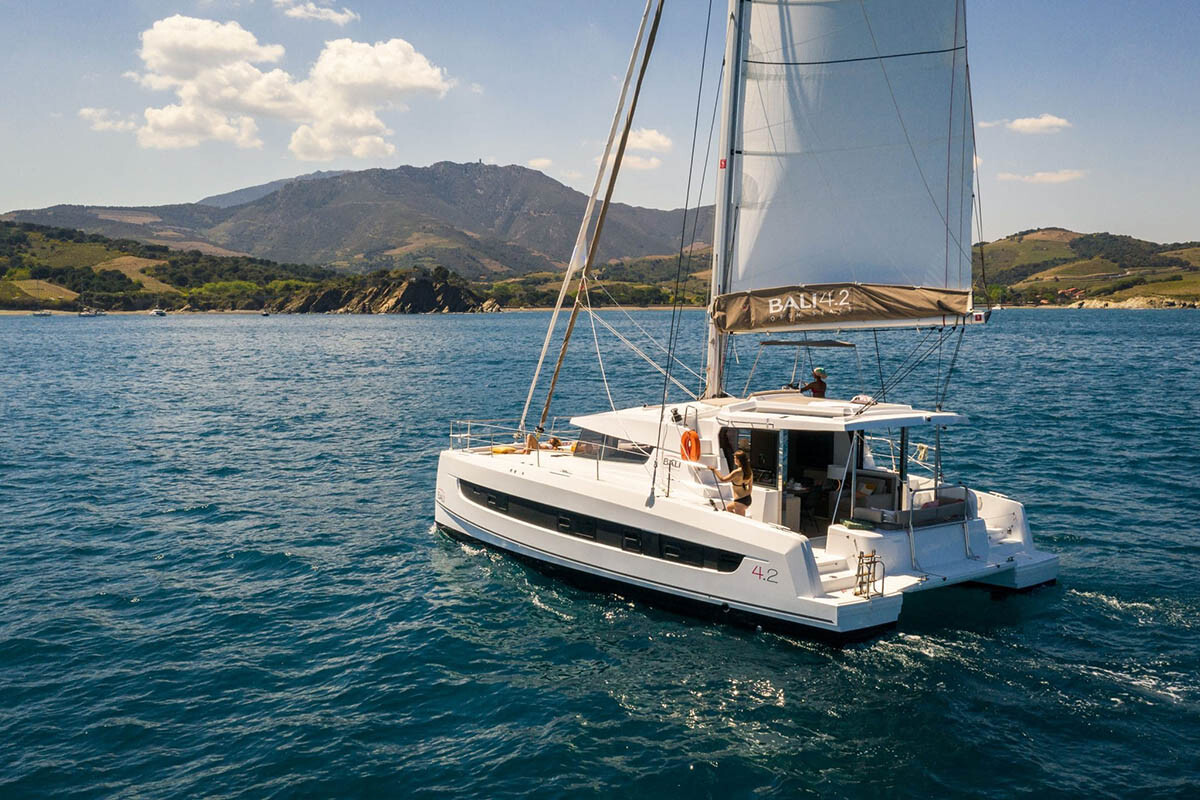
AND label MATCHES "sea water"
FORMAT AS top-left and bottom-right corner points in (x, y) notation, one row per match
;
(1, 310), (1197, 797)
